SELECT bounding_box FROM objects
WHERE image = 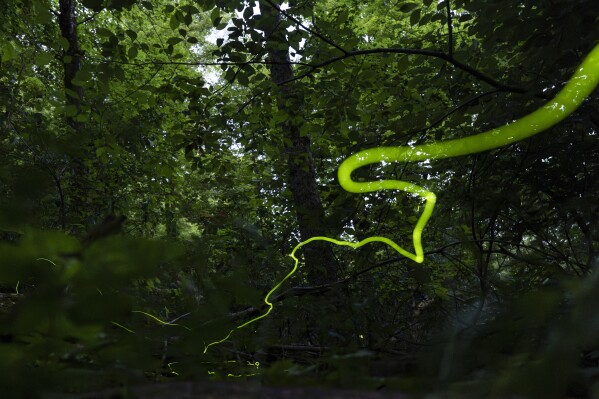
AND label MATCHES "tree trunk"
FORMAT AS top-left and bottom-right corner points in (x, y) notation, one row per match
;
(58, 0), (83, 126)
(57, 0), (89, 232)
(265, 6), (336, 285)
